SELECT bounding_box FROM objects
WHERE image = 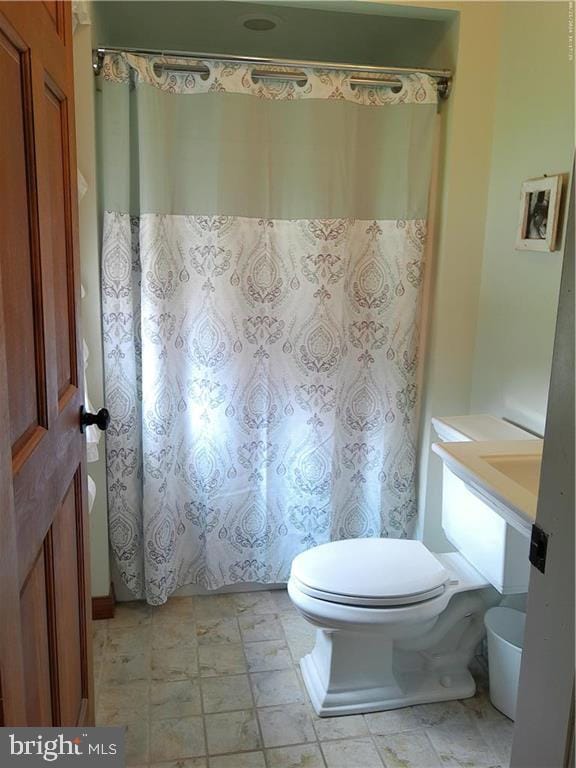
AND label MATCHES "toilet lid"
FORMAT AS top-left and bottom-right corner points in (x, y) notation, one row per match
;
(291, 538), (450, 607)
